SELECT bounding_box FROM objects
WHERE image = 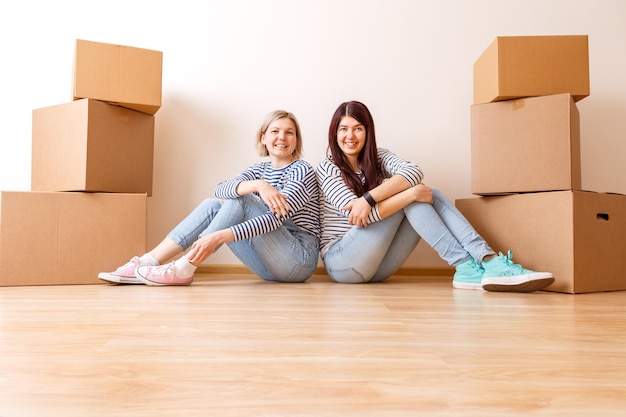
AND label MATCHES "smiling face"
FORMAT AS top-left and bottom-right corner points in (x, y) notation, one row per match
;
(336, 116), (366, 171)
(261, 117), (298, 167)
